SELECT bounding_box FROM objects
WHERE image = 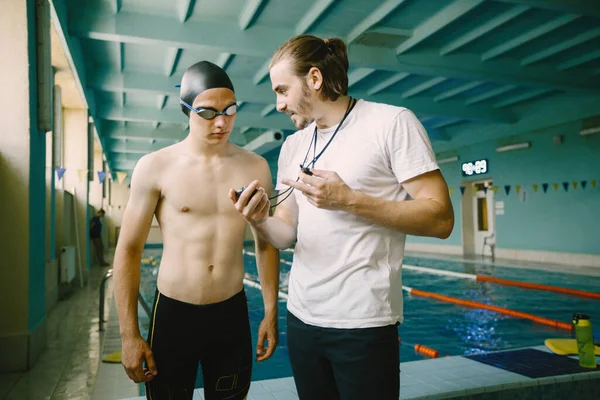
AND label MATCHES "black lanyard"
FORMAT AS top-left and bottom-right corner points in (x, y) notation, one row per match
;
(300, 97), (357, 169)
